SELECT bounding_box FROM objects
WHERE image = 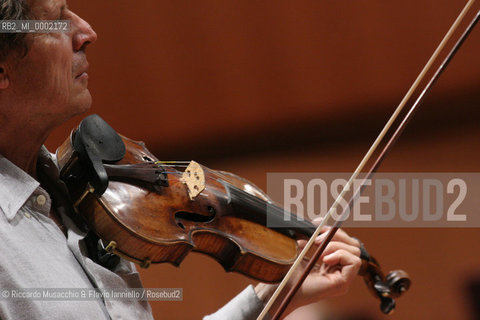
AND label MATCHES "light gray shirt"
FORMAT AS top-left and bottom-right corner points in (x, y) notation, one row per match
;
(0, 149), (264, 319)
